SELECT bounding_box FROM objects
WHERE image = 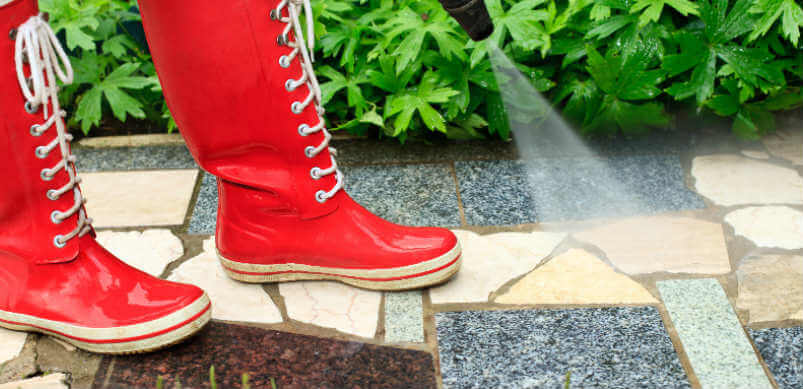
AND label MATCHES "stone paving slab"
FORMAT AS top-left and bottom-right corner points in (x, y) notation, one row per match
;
(749, 327), (803, 389)
(574, 216), (731, 275)
(187, 173), (217, 234)
(342, 164), (461, 227)
(725, 206), (803, 250)
(92, 322), (437, 389)
(0, 373), (68, 389)
(495, 249), (658, 305)
(736, 254), (803, 324)
(0, 329), (26, 365)
(279, 281), (382, 338)
(429, 230), (565, 304)
(657, 279), (773, 389)
(168, 238), (282, 324)
(74, 144), (196, 172)
(81, 170), (198, 228)
(691, 155), (803, 206)
(95, 229), (183, 277)
(435, 307), (690, 388)
(456, 155), (704, 225)
(384, 291), (424, 343)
